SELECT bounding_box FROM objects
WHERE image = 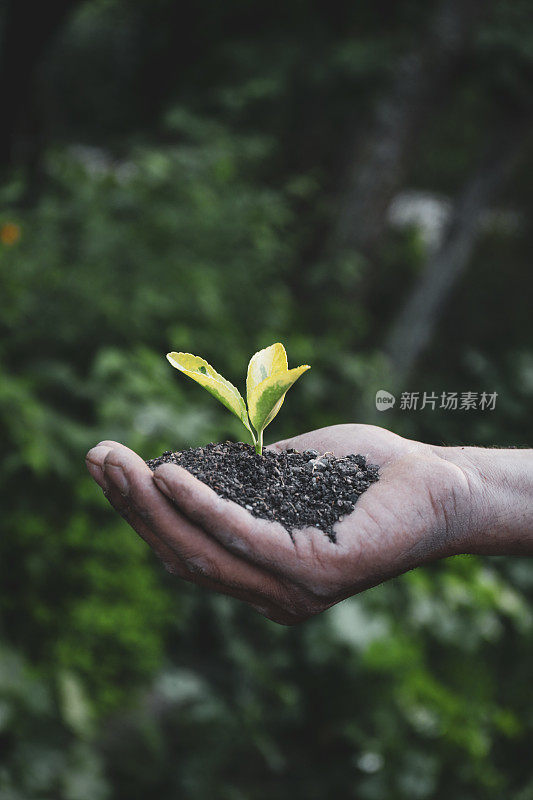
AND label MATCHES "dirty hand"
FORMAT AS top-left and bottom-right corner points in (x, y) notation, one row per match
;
(85, 424), (532, 625)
